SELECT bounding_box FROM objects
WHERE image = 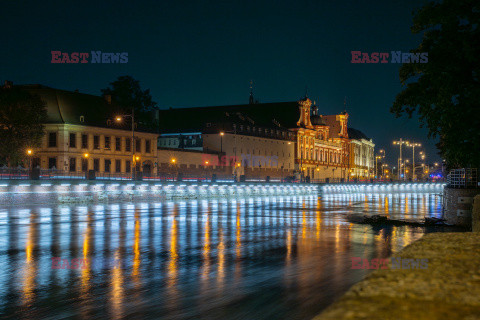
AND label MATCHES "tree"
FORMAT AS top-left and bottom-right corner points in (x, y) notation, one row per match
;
(391, 0), (480, 169)
(0, 86), (48, 166)
(101, 76), (158, 130)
